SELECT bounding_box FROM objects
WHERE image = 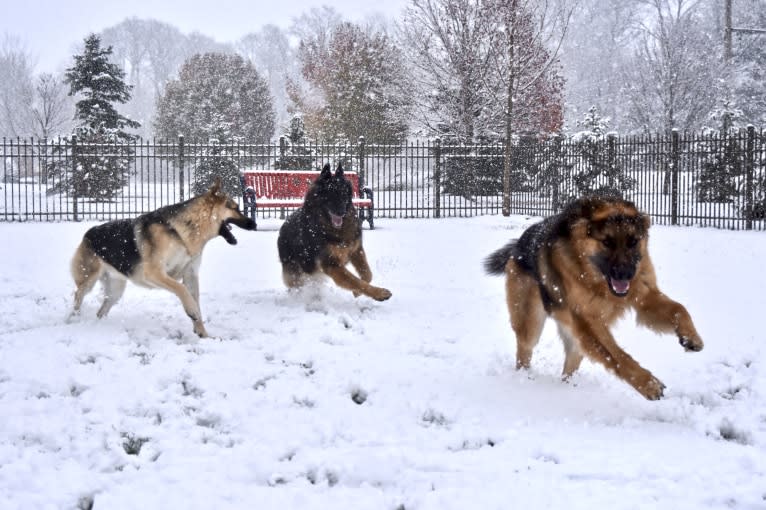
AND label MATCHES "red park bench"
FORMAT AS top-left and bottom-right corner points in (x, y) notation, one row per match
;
(240, 169), (375, 230)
